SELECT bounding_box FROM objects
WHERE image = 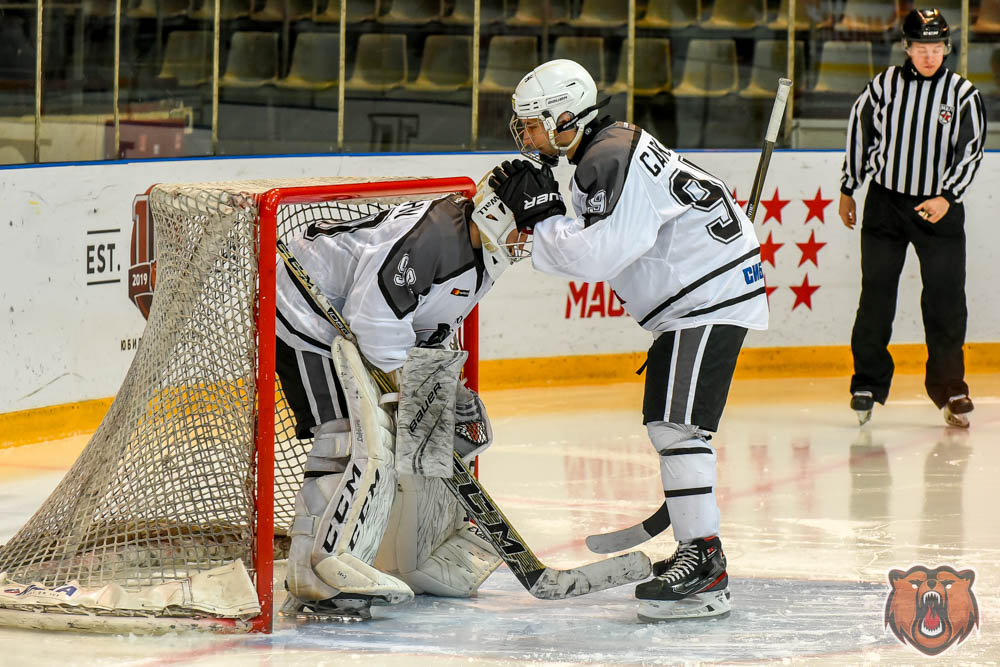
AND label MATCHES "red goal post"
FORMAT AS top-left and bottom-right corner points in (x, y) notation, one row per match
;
(0, 176), (479, 634)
